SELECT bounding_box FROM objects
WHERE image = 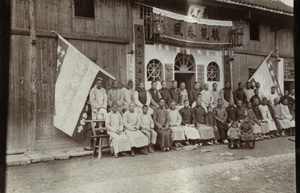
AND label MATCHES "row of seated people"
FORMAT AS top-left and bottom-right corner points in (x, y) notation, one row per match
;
(89, 78), (295, 158)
